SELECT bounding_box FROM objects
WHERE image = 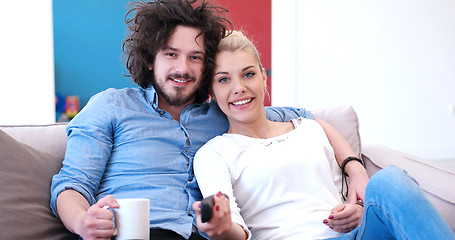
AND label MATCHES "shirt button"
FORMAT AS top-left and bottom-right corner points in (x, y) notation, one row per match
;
(182, 149), (186, 153)
(160, 111), (165, 115)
